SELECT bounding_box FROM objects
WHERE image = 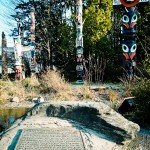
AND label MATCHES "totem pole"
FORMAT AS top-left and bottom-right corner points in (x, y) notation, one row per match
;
(1, 32), (8, 79)
(120, 0), (139, 80)
(14, 16), (23, 80)
(76, 0), (84, 84)
(30, 6), (36, 78)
